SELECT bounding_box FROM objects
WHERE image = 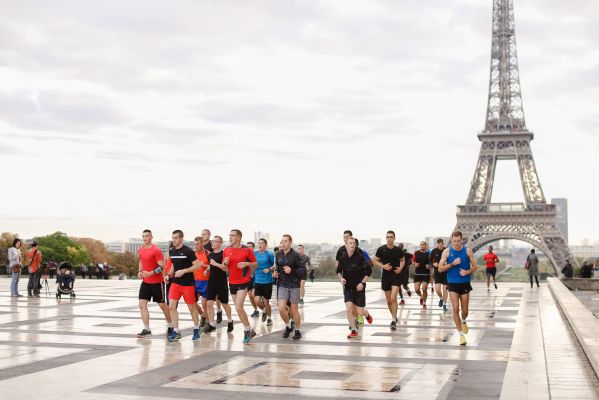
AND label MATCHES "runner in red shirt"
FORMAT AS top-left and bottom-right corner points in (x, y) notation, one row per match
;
(193, 236), (210, 328)
(223, 229), (258, 344)
(136, 230), (172, 338)
(483, 245), (499, 292)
